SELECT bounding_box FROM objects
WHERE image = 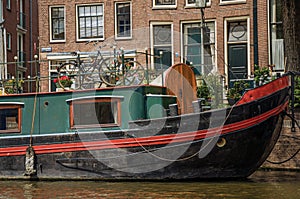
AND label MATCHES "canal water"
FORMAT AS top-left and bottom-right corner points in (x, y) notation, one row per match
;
(0, 171), (299, 199)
